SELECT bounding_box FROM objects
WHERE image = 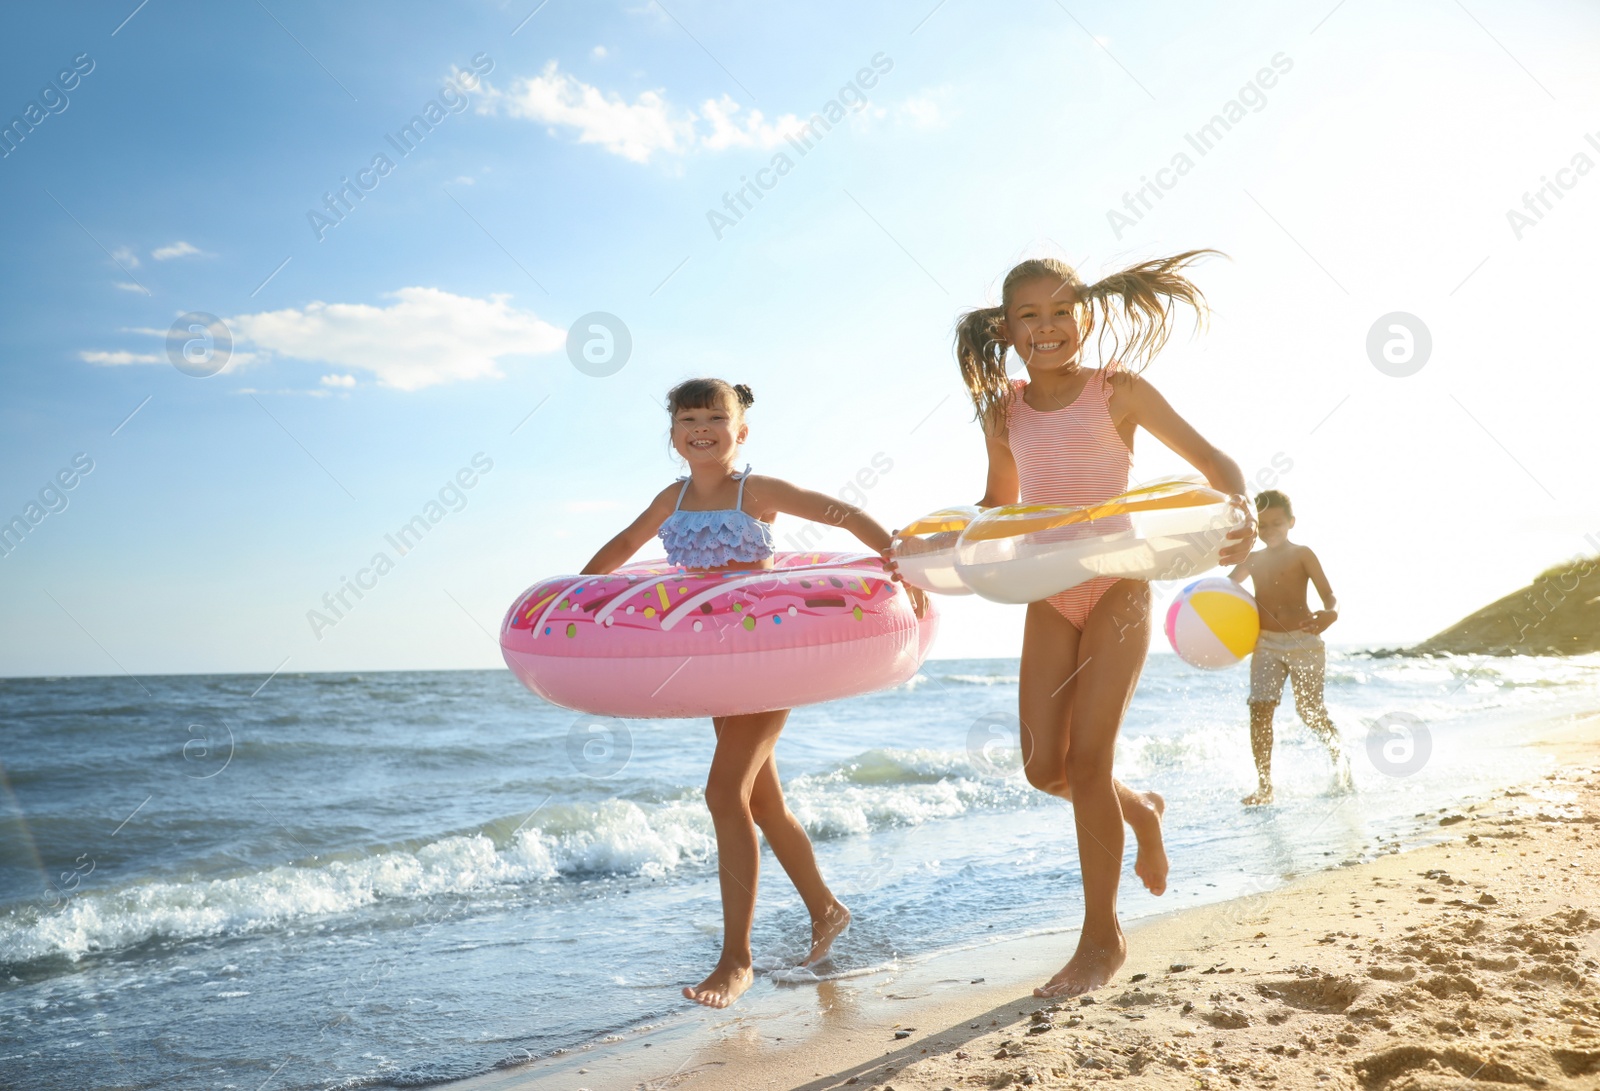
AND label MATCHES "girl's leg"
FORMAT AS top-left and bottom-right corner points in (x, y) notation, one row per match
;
(1018, 600), (1168, 895)
(747, 754), (851, 966)
(685, 709), (789, 1009)
(1036, 579), (1152, 998)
